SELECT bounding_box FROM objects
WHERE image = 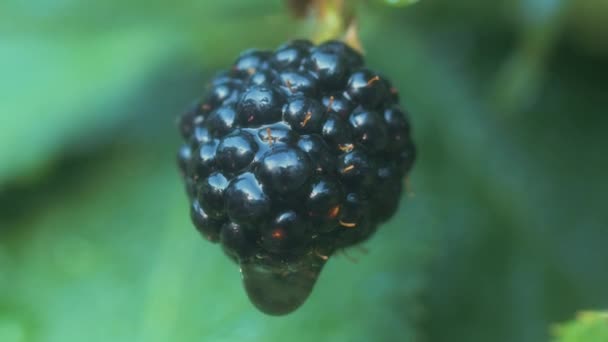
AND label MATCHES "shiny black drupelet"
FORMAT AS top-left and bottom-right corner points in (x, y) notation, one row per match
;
(177, 40), (415, 315)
